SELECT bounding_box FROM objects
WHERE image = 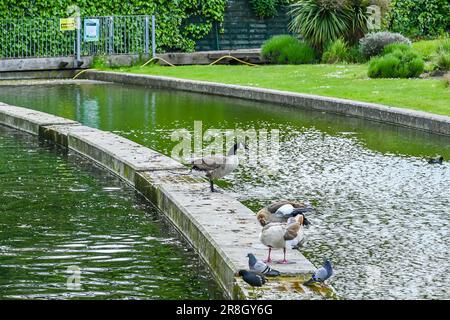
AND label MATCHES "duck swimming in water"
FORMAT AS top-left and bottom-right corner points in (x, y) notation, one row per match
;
(428, 156), (444, 165)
